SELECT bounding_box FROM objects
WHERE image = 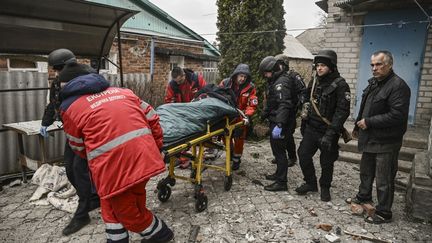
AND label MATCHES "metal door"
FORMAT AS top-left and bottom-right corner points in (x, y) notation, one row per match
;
(354, 9), (429, 124)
